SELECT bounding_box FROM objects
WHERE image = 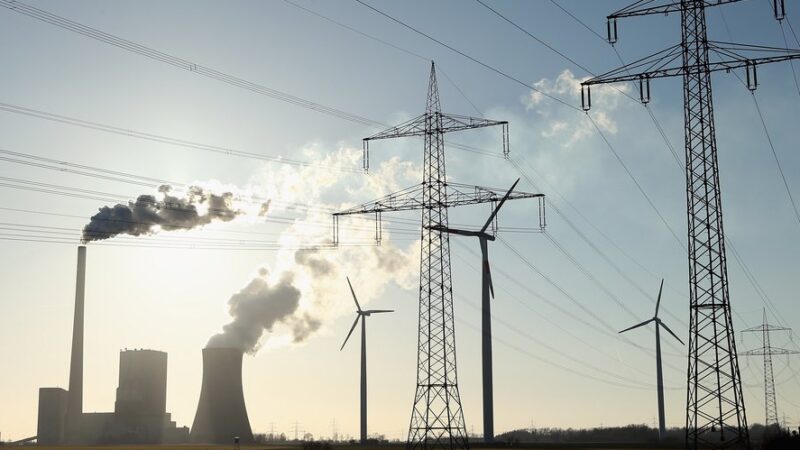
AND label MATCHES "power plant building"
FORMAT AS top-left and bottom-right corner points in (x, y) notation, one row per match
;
(115, 349), (168, 417)
(36, 246), (188, 444)
(37, 388), (68, 445)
